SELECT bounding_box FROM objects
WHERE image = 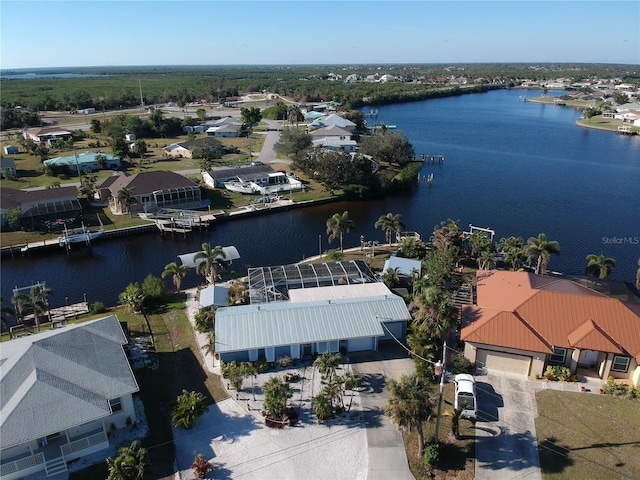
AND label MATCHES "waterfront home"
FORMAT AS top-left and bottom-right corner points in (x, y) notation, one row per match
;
(0, 186), (81, 231)
(307, 114), (356, 132)
(309, 125), (357, 151)
(95, 170), (202, 214)
(0, 315), (140, 480)
(214, 282), (409, 364)
(461, 271), (640, 385)
(202, 163), (275, 189)
(0, 157), (17, 178)
(43, 152), (121, 175)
